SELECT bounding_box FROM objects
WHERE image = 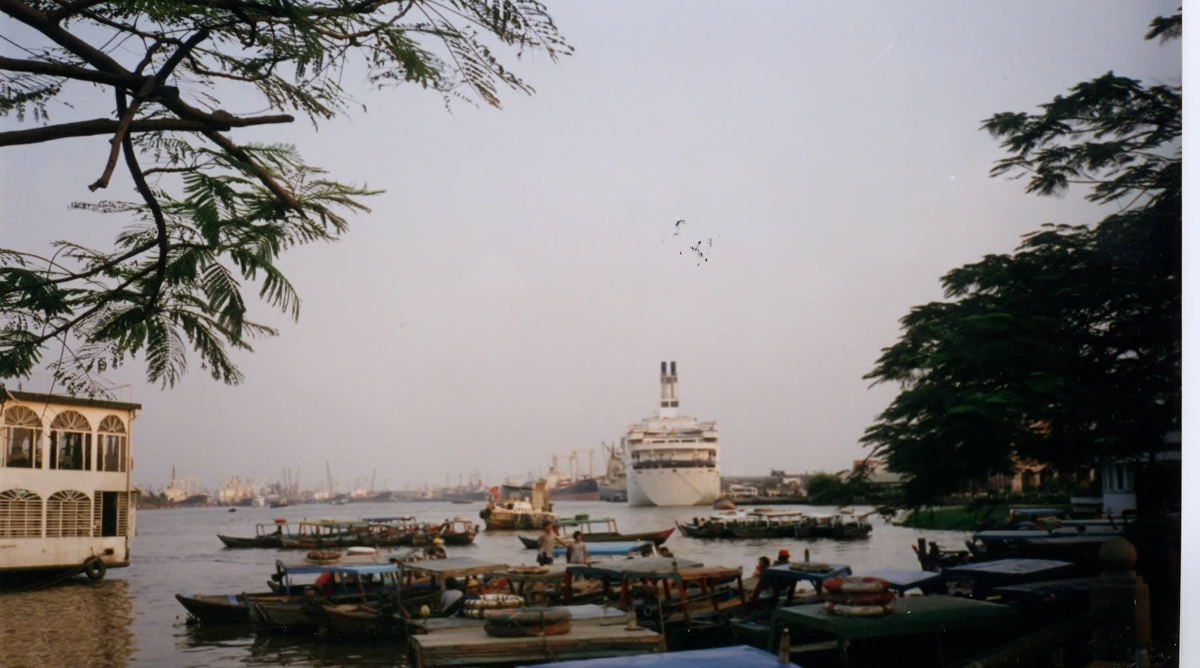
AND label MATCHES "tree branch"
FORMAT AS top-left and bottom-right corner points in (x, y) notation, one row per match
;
(0, 55), (139, 88)
(0, 0), (132, 76)
(0, 114), (294, 146)
(89, 77), (156, 191)
(116, 90), (170, 317)
(202, 130), (306, 214)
